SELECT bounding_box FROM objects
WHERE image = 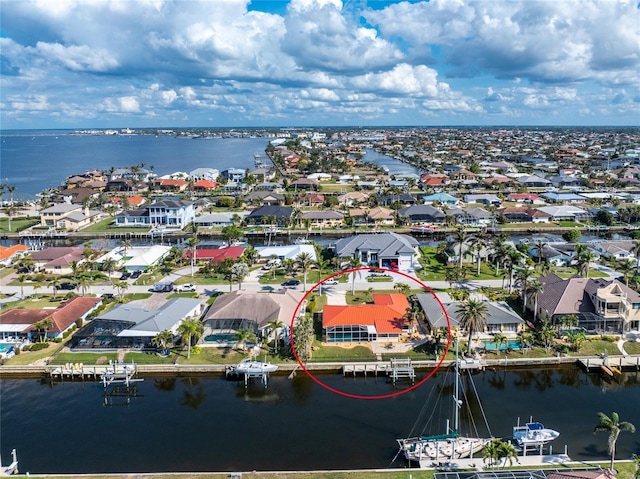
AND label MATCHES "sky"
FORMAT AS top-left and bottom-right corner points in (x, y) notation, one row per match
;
(1, 0), (639, 129)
